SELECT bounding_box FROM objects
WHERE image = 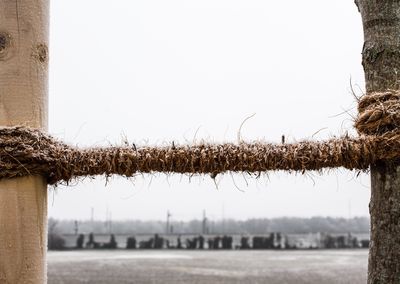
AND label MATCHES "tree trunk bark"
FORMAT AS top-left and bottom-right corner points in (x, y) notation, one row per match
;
(0, 0), (49, 283)
(356, 1), (400, 283)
